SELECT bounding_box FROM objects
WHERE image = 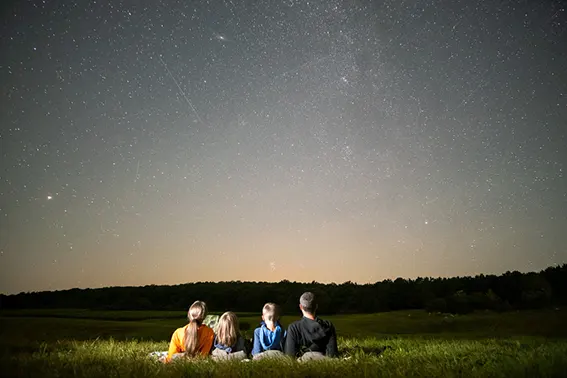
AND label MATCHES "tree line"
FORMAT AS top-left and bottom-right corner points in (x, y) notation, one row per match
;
(1, 264), (565, 314)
